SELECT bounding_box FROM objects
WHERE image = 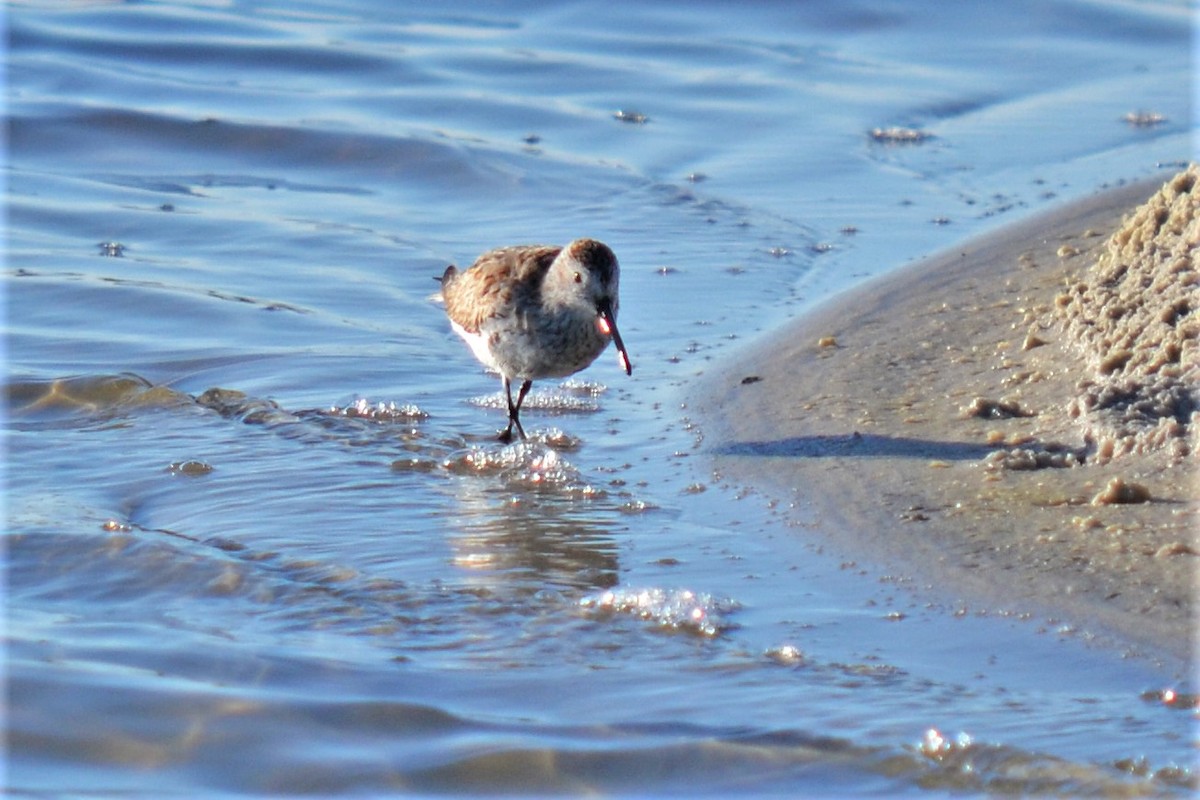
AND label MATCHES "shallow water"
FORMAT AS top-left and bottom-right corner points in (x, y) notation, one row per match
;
(5, 0), (1196, 796)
